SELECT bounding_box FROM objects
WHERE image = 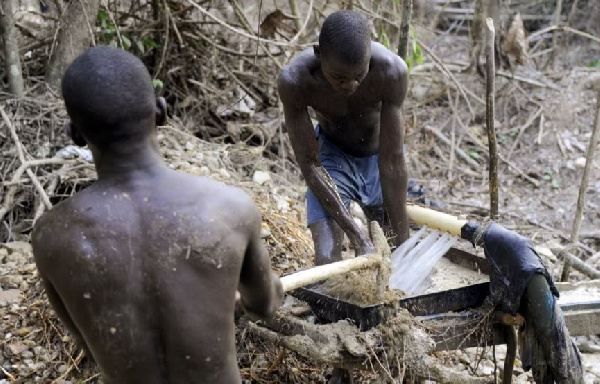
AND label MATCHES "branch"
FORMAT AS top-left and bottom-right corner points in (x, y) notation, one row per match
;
(397, 0), (413, 60)
(561, 79), (600, 281)
(485, 18), (498, 219)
